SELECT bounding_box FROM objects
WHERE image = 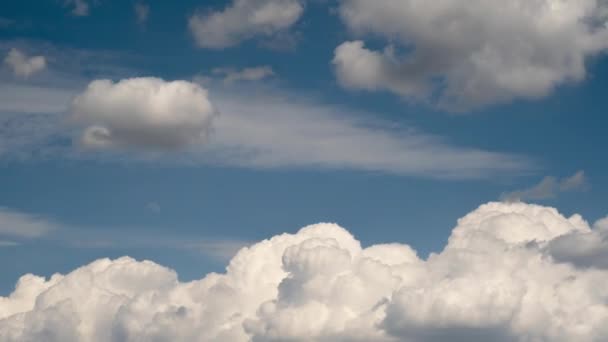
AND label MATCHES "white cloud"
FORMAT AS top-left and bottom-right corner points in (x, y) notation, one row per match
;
(64, 0), (90, 16)
(4, 48), (46, 78)
(501, 170), (588, 202)
(2, 79), (530, 178)
(213, 66), (275, 83)
(2, 202), (608, 341)
(205, 87), (529, 178)
(134, 2), (150, 25)
(70, 77), (217, 149)
(335, 0), (608, 110)
(0, 207), (57, 239)
(189, 0), (304, 48)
